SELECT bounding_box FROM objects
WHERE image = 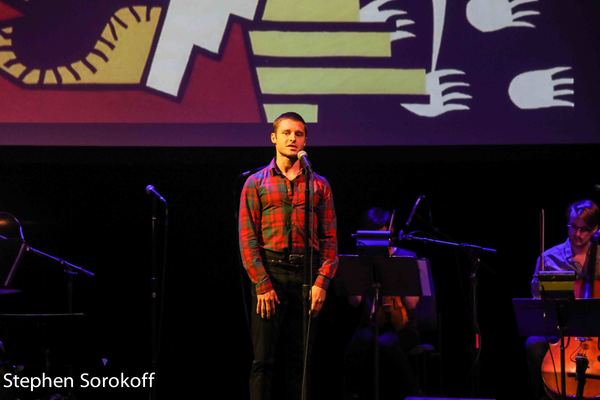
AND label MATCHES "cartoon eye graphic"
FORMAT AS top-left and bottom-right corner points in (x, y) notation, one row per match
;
(0, 5), (161, 85)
